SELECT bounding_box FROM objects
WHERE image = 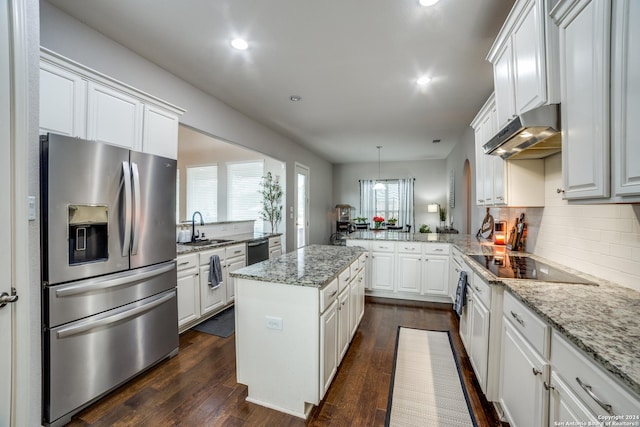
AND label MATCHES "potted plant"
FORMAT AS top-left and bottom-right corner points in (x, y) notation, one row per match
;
(372, 216), (385, 229)
(354, 216), (367, 224)
(439, 206), (447, 228)
(419, 224), (431, 233)
(387, 217), (398, 226)
(259, 172), (283, 233)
